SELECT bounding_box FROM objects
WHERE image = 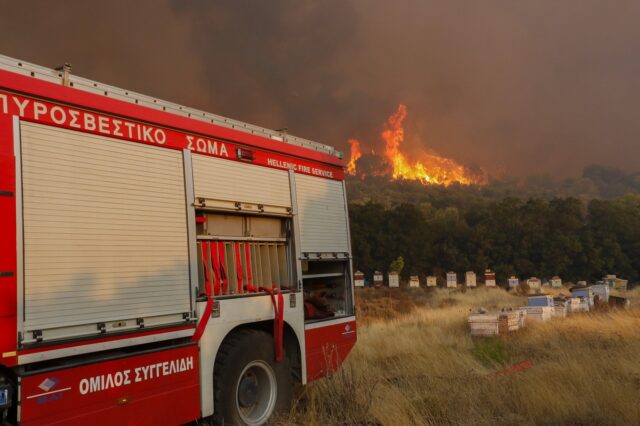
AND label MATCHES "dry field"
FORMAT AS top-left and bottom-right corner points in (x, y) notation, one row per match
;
(283, 287), (640, 425)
